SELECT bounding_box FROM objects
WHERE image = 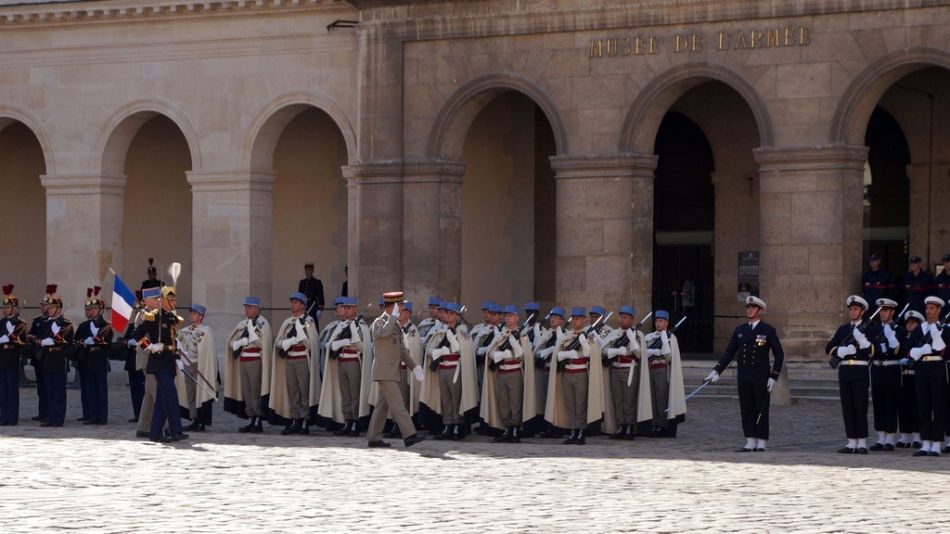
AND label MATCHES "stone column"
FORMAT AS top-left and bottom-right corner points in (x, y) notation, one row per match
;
(342, 162), (404, 308)
(401, 160), (466, 306)
(550, 153), (657, 313)
(41, 174), (125, 320)
(187, 170), (274, 348)
(754, 145), (868, 362)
